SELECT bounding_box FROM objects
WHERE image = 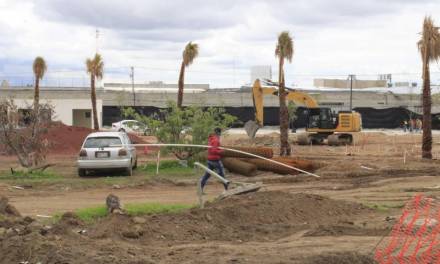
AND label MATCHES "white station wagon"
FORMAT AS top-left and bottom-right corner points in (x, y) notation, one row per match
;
(77, 132), (137, 176)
